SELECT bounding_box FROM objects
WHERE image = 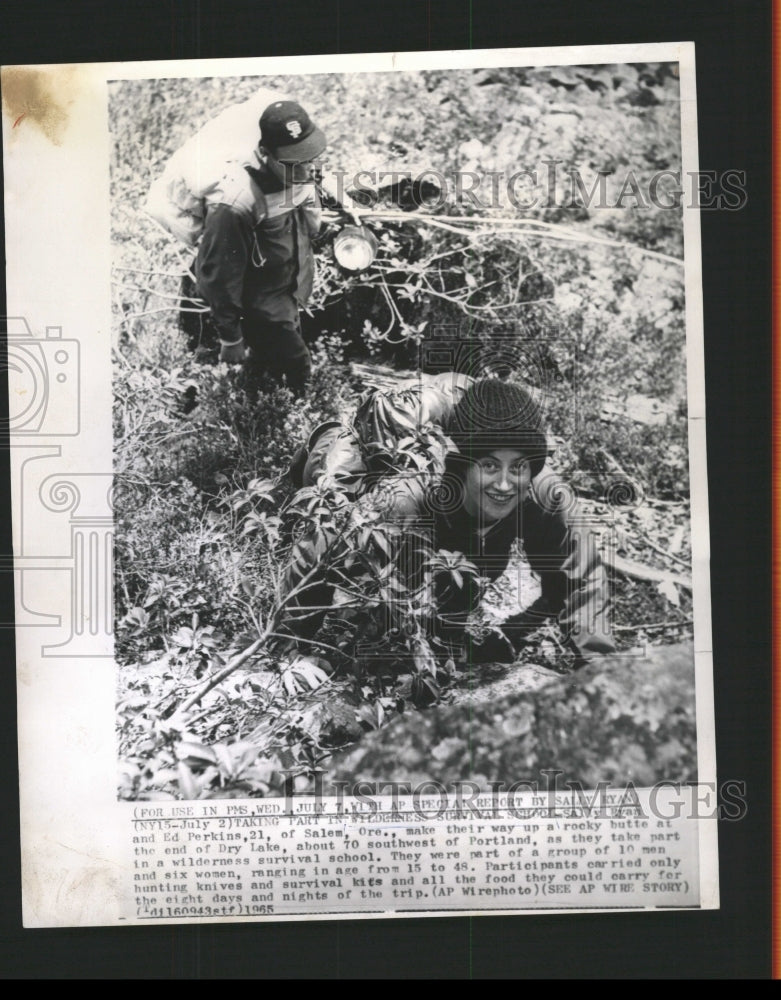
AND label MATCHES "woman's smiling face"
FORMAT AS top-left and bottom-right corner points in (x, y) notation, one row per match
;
(462, 449), (532, 523)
